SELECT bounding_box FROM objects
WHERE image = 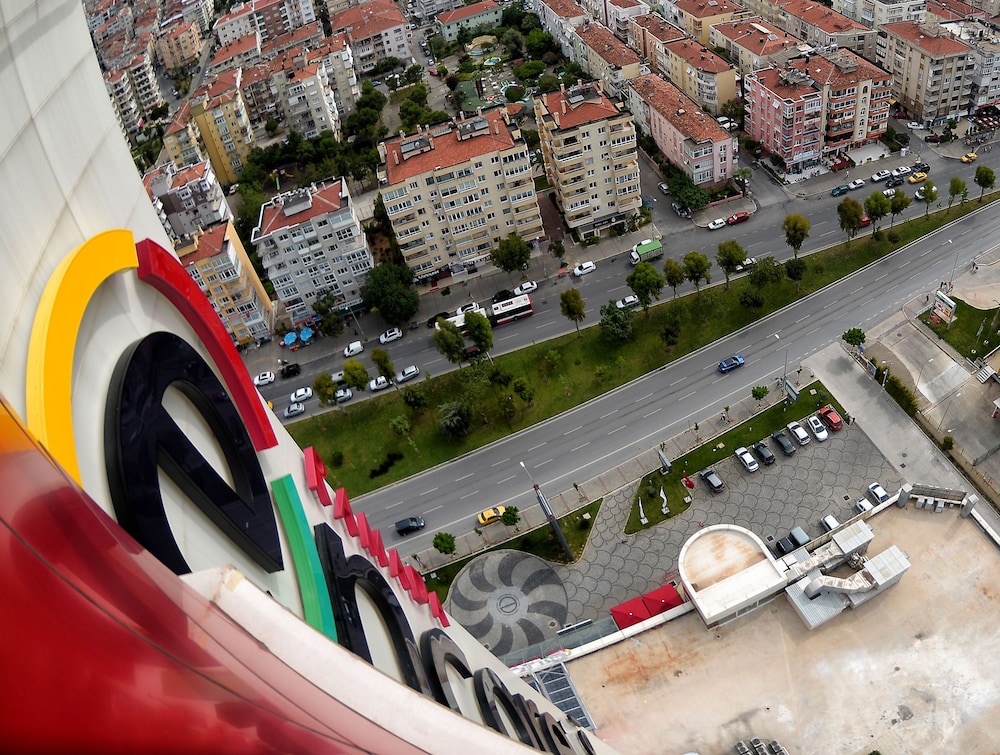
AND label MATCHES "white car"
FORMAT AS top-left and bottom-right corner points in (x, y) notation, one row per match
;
(786, 420), (810, 446)
(907, 121), (925, 130)
(855, 498), (874, 514)
(344, 340), (363, 357)
(616, 295), (639, 309)
(735, 446), (759, 473)
(868, 482), (890, 503)
(283, 402), (305, 419)
(379, 327), (403, 344)
(891, 165), (912, 178)
(882, 188), (898, 199)
(289, 387), (313, 403)
(394, 365), (420, 383)
(334, 387), (353, 403)
(707, 218), (727, 230)
(573, 261), (596, 276)
(368, 375), (391, 392)
(735, 257), (757, 272)
(456, 302), (481, 315)
(870, 170), (891, 182)
(253, 371), (275, 386)
(514, 281), (537, 295)
(806, 415), (828, 441)
(847, 178), (866, 190)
